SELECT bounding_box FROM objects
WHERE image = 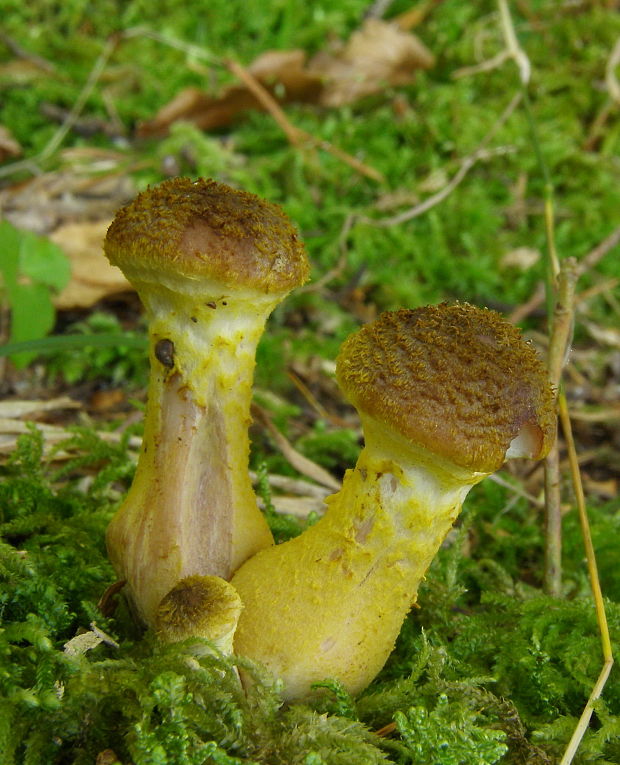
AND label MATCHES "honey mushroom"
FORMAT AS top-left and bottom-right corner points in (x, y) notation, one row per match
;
(231, 304), (556, 700)
(104, 177), (309, 628)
